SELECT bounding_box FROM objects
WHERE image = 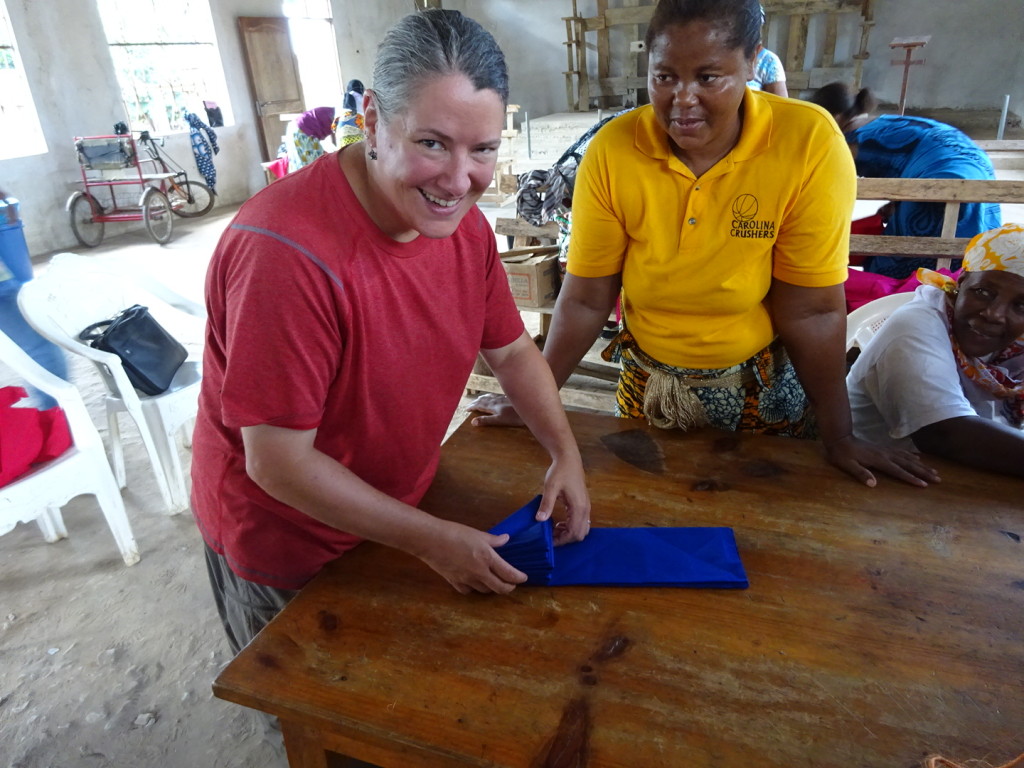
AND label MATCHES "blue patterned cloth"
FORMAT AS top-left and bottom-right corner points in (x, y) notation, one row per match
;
(184, 111), (219, 192)
(847, 115), (1001, 278)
